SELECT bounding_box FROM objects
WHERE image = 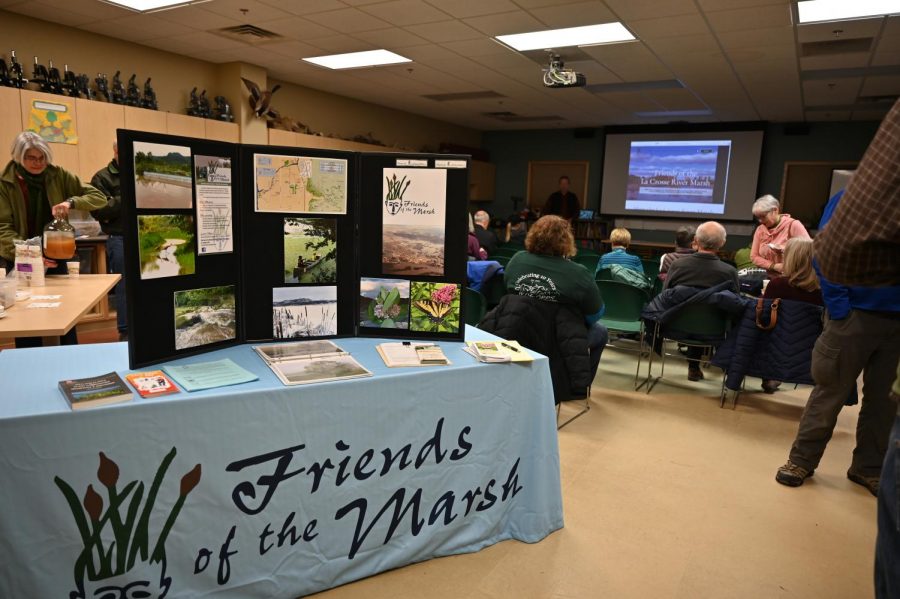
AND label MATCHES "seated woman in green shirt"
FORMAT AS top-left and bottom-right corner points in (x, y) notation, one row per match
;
(504, 215), (608, 381)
